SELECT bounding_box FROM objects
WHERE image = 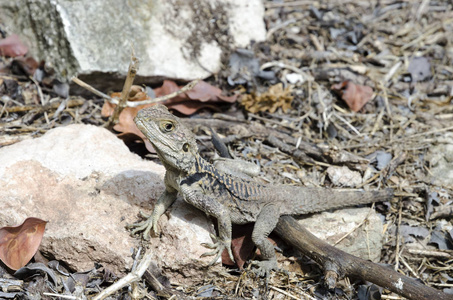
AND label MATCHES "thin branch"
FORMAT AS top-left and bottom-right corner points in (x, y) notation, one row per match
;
(275, 216), (451, 300)
(71, 77), (112, 101)
(127, 79), (200, 107)
(108, 51), (140, 128)
(0, 99), (85, 113)
(92, 249), (154, 300)
(71, 77), (201, 108)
